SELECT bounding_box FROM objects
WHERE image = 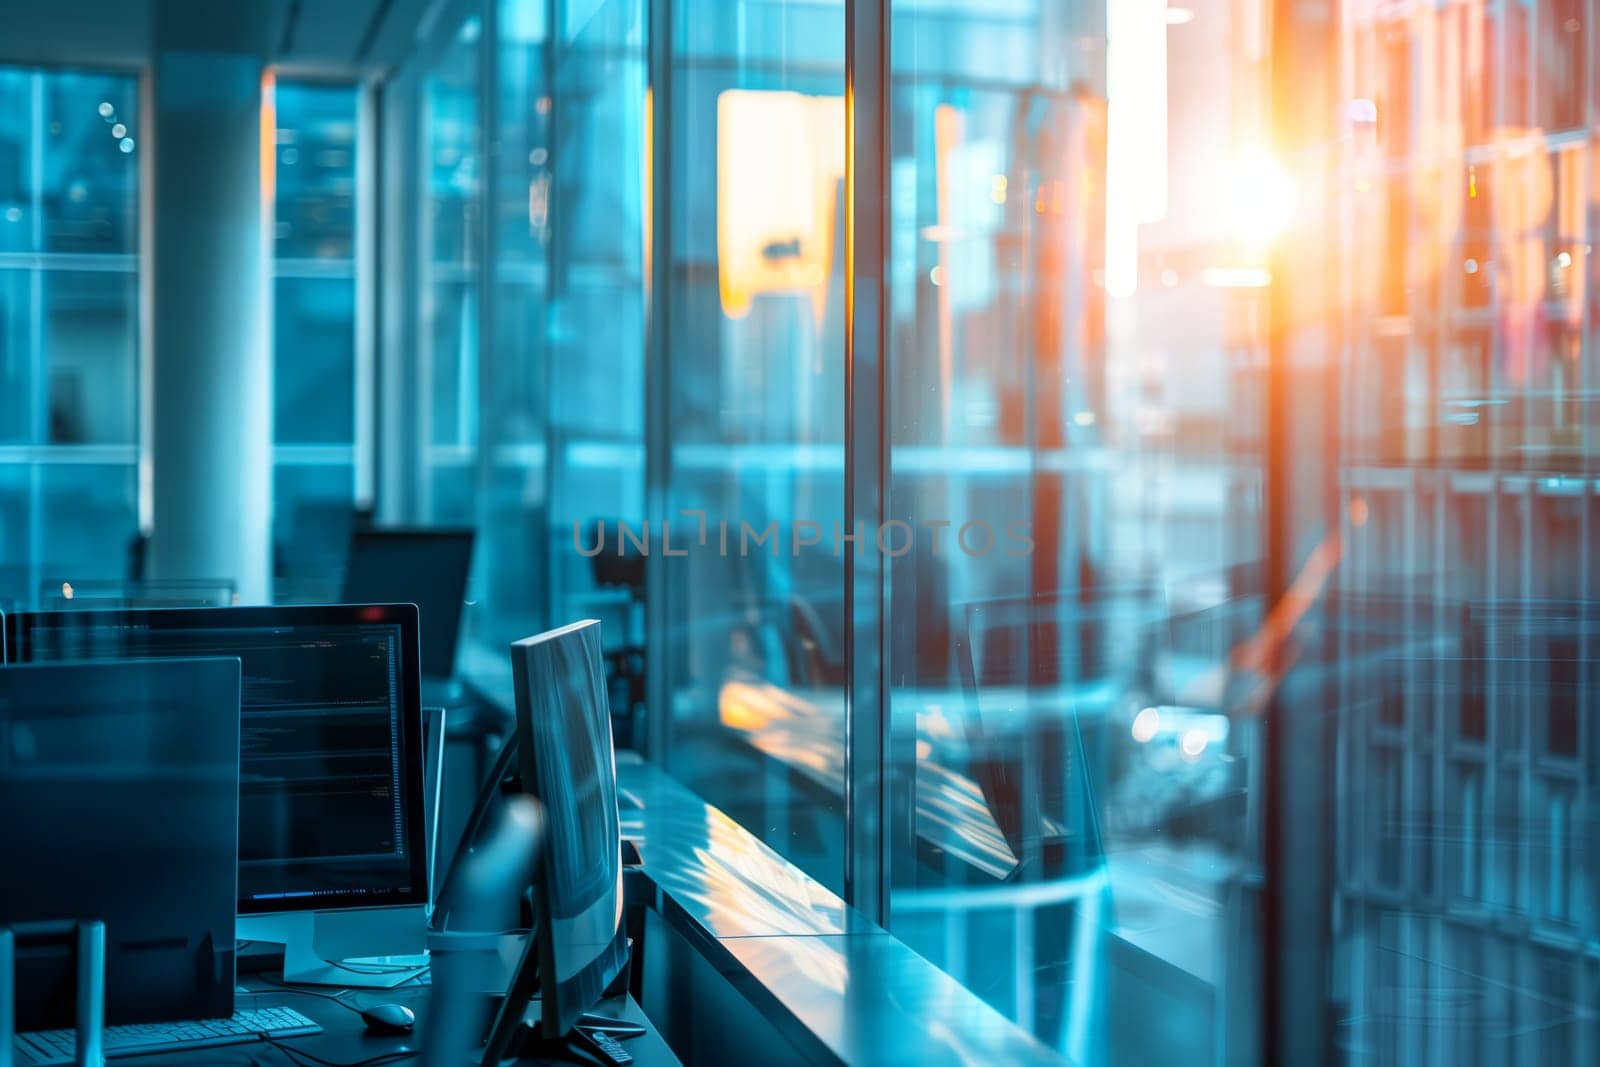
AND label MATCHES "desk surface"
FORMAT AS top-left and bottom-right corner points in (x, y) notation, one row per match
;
(616, 756), (1067, 1065)
(150, 983), (678, 1066)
